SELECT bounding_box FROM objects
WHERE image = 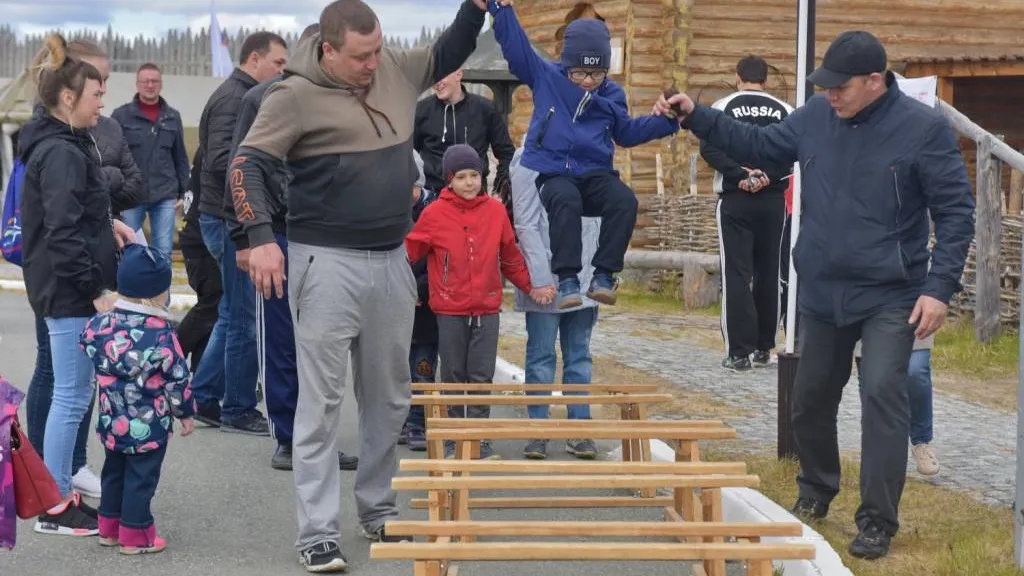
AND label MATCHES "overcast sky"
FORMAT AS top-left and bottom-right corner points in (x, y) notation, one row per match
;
(2, 1), (467, 40)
